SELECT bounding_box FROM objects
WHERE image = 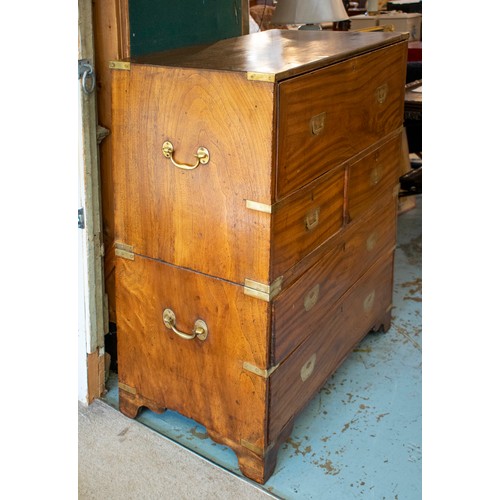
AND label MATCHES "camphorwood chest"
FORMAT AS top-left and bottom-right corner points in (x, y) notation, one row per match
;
(111, 29), (408, 483)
